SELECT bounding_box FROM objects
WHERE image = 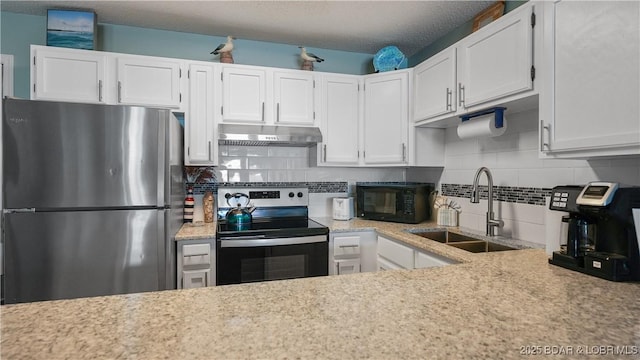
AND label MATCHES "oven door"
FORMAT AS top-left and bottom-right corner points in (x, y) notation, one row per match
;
(216, 235), (328, 285)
